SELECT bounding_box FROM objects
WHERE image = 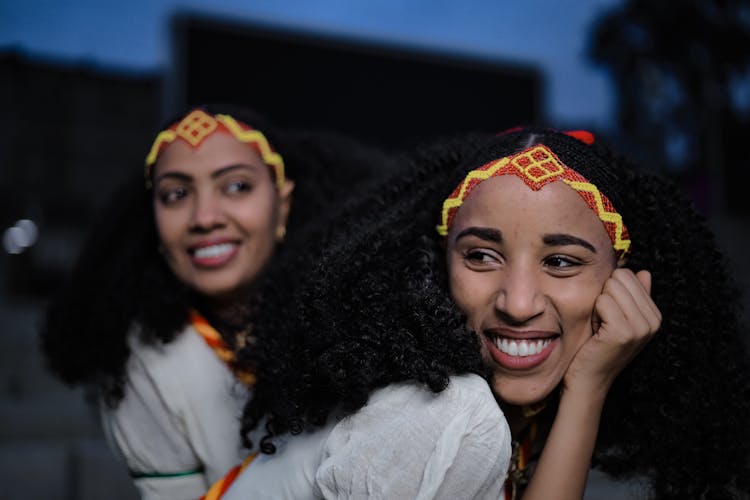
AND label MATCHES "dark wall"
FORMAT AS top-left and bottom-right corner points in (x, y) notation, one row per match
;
(168, 12), (543, 149)
(0, 53), (161, 298)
